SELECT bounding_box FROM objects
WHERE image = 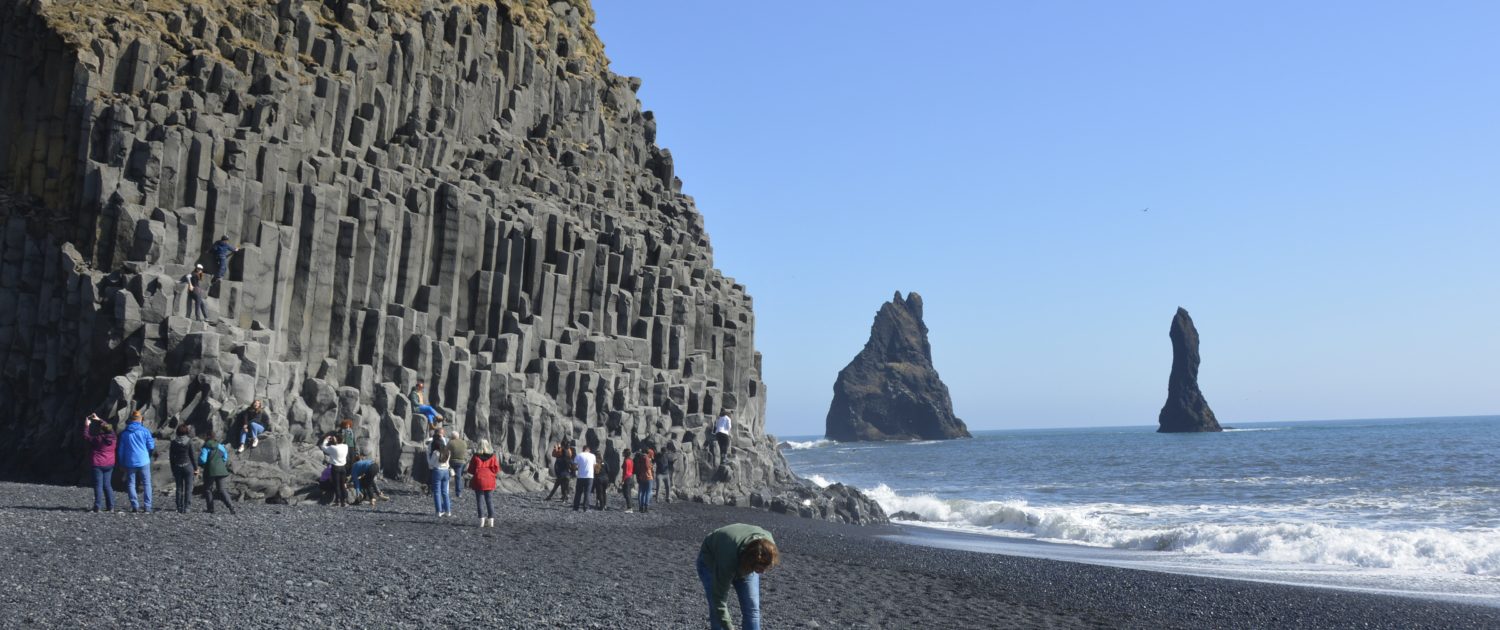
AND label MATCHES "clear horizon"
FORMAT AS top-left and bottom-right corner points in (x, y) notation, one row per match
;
(593, 2), (1500, 436)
